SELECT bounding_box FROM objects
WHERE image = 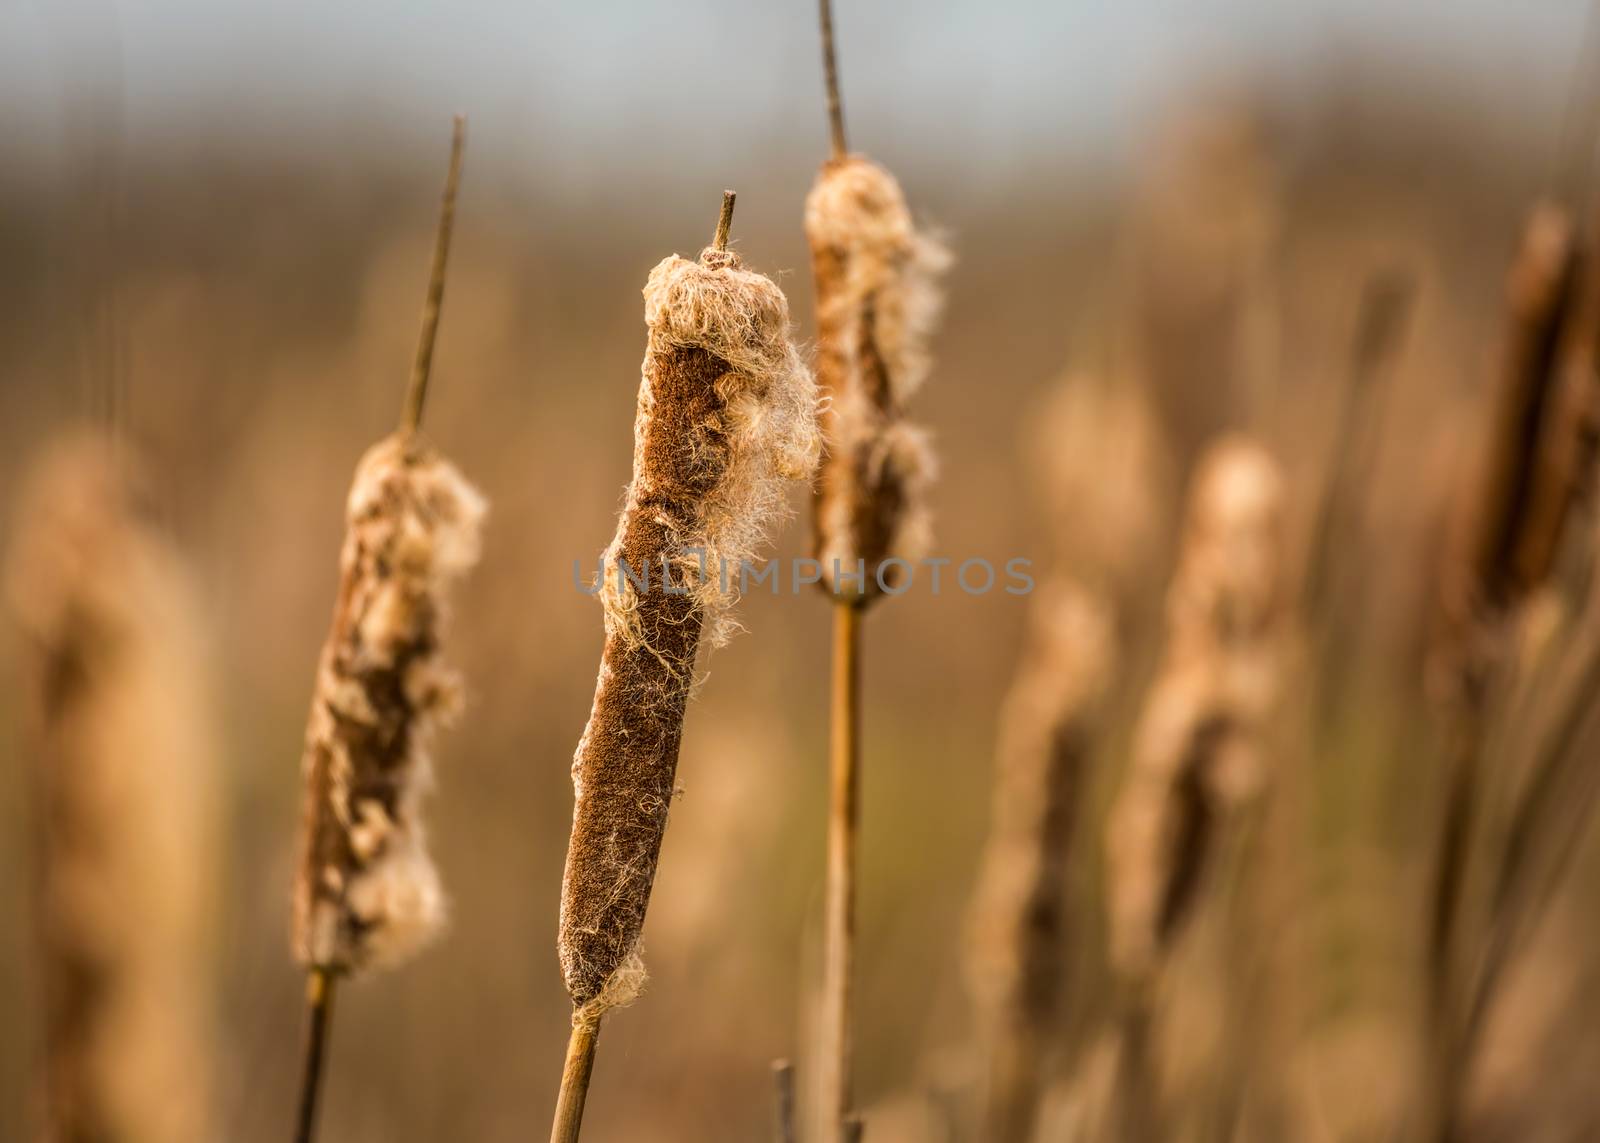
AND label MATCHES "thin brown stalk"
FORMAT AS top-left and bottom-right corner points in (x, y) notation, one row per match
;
(821, 602), (862, 1141)
(818, 0), (847, 159)
(549, 1020), (599, 1143)
(292, 969), (336, 1143)
(402, 115), (466, 437)
(1303, 270), (1415, 621)
(713, 189), (737, 253)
